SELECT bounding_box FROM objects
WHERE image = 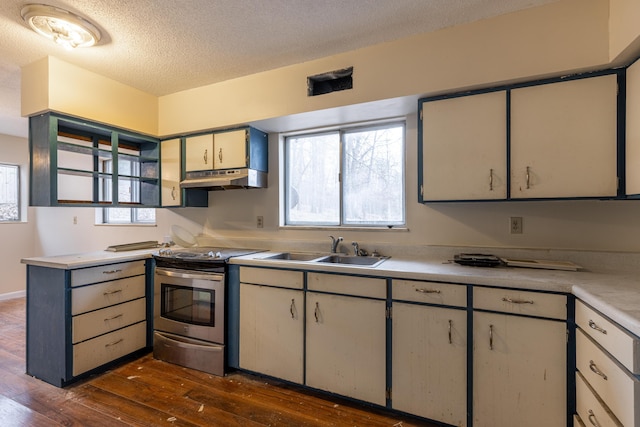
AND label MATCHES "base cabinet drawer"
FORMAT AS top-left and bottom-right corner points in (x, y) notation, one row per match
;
(73, 321), (147, 376)
(71, 260), (146, 287)
(576, 371), (622, 427)
(576, 329), (639, 426)
(474, 287), (566, 320)
(72, 298), (147, 343)
(72, 275), (146, 315)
